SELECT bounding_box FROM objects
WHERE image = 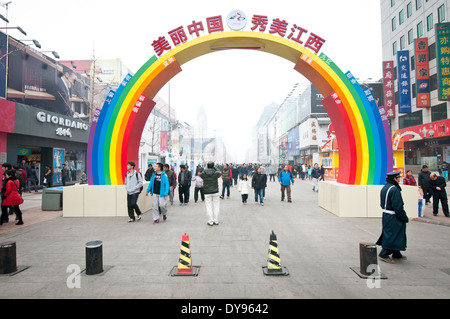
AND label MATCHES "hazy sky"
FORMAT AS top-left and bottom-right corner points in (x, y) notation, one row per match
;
(7, 0), (383, 162)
